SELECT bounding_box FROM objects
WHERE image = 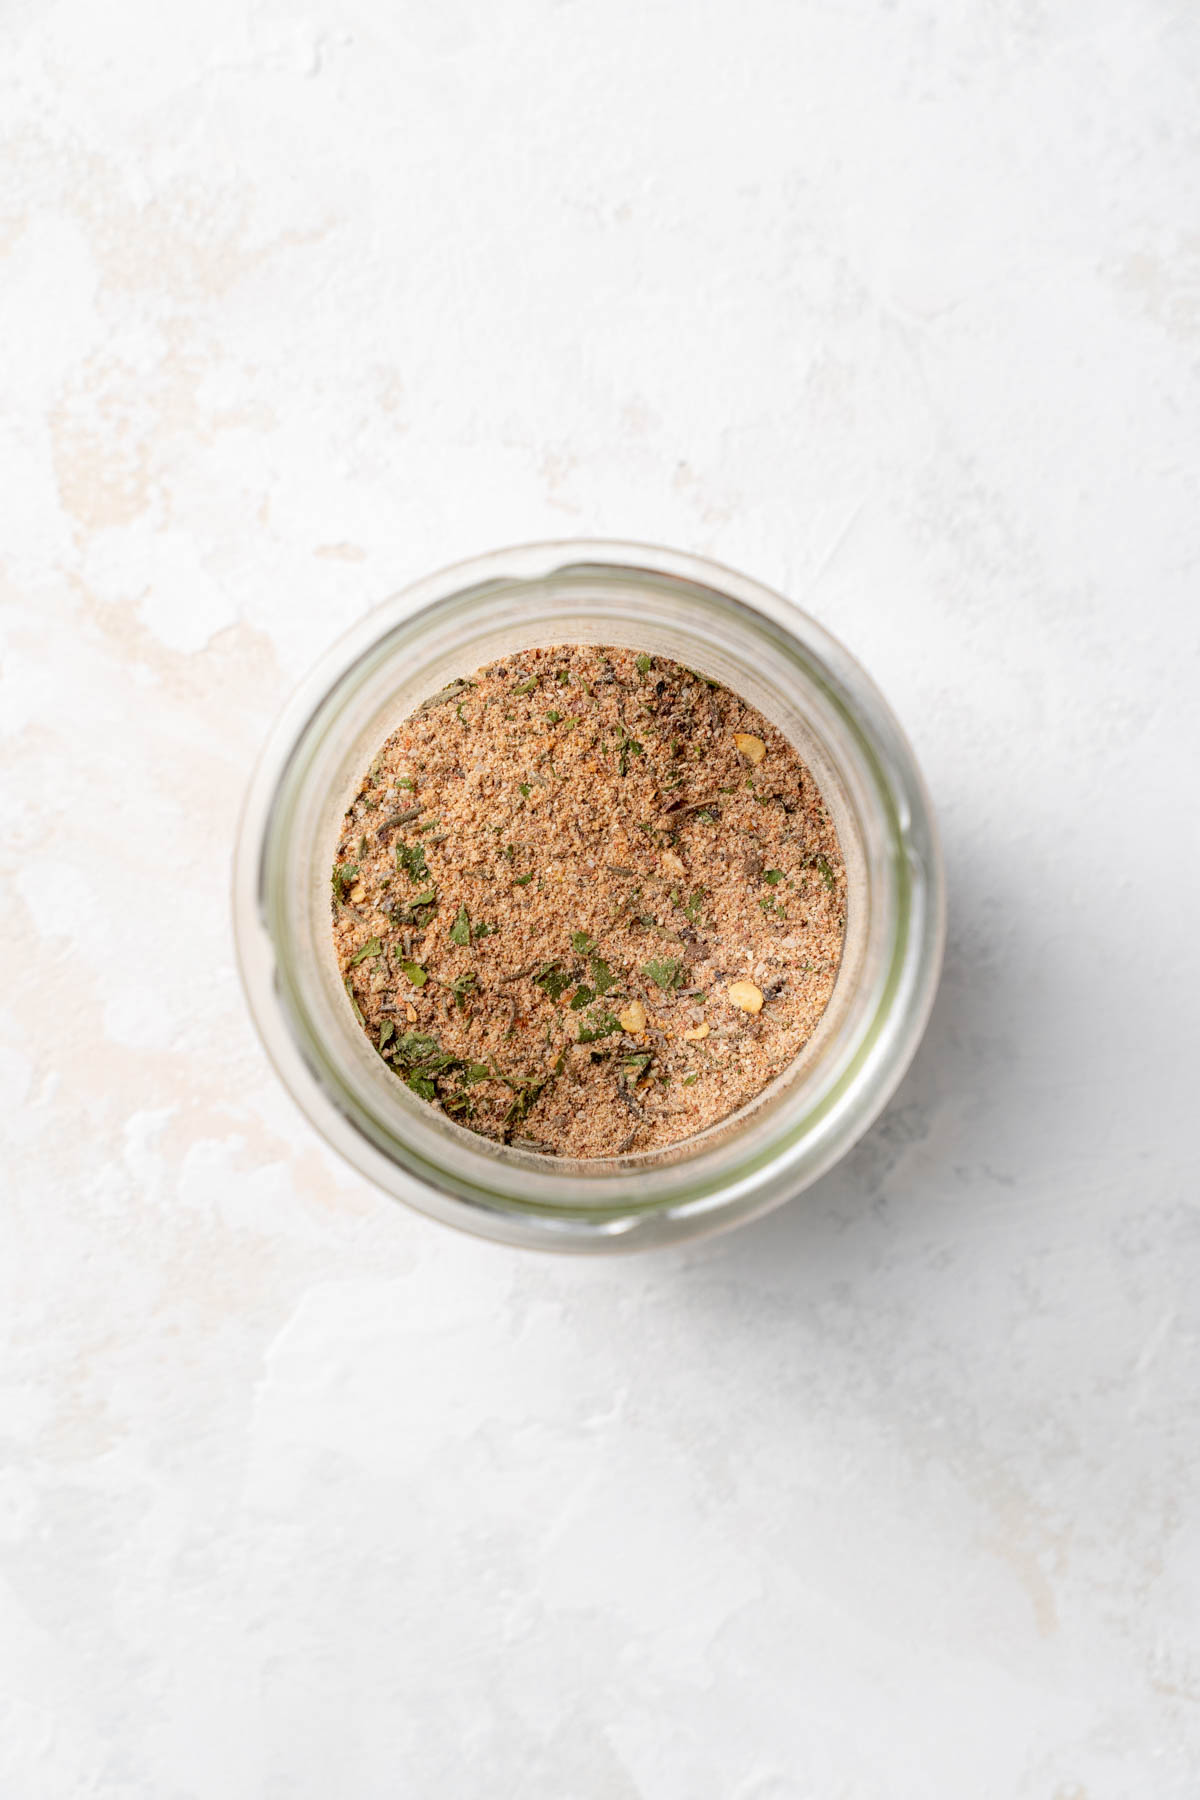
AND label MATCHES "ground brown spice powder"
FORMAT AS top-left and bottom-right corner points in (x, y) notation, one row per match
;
(332, 646), (846, 1158)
